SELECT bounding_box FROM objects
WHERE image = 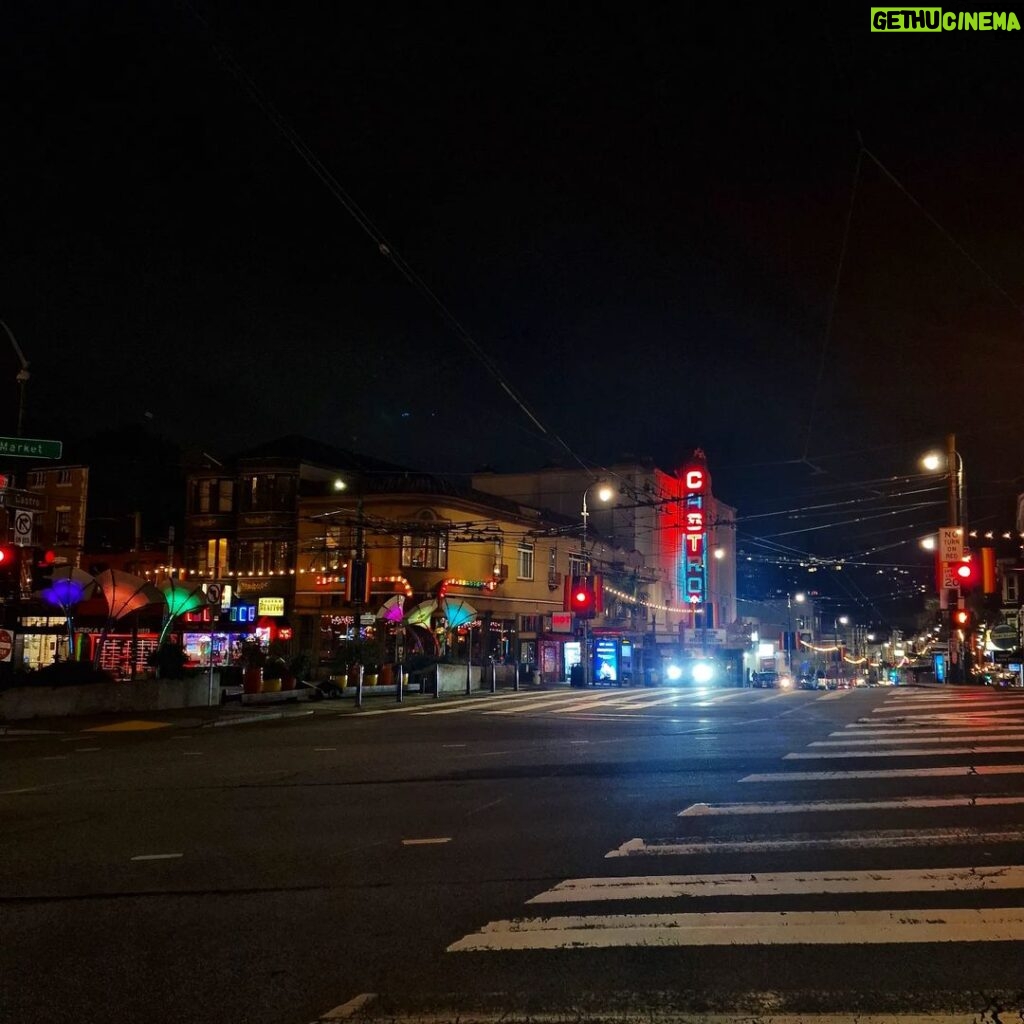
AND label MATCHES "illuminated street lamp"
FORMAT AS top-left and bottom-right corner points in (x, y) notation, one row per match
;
(920, 535), (937, 552)
(580, 480), (614, 688)
(786, 592), (806, 672)
(835, 614), (849, 684)
(920, 434), (964, 533)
